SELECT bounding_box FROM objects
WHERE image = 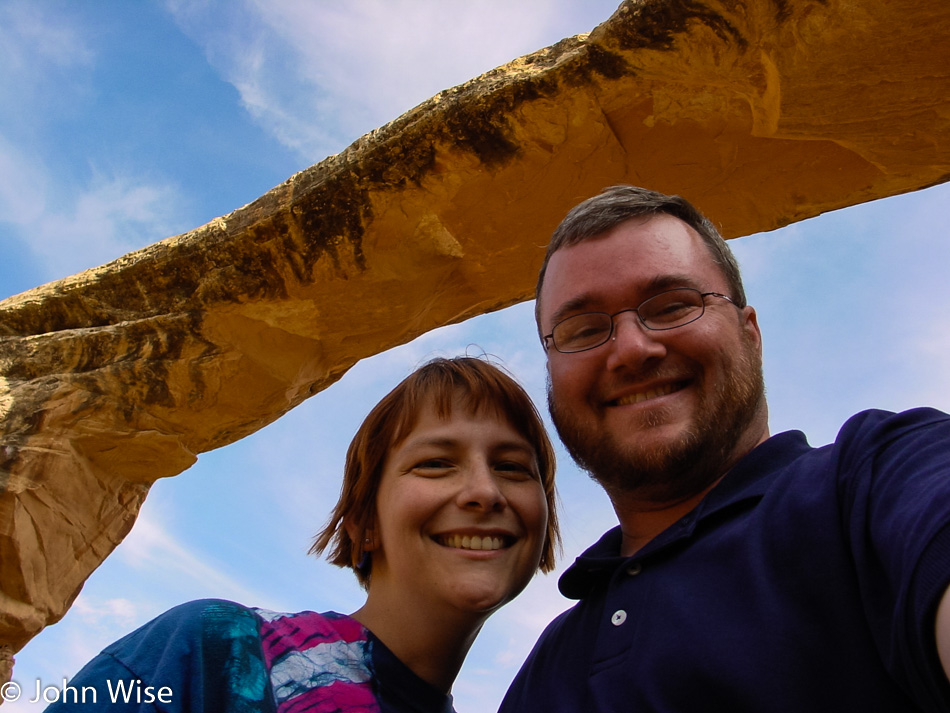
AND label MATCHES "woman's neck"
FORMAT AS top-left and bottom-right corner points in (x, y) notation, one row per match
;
(350, 596), (489, 693)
